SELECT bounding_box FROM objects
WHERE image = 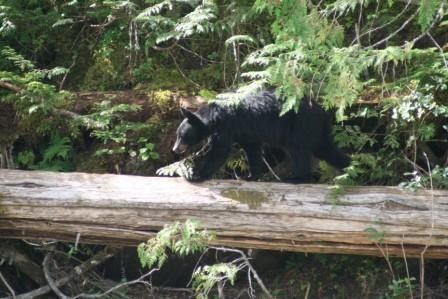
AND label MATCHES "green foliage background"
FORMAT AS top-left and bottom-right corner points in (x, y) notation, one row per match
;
(0, 0), (447, 184)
